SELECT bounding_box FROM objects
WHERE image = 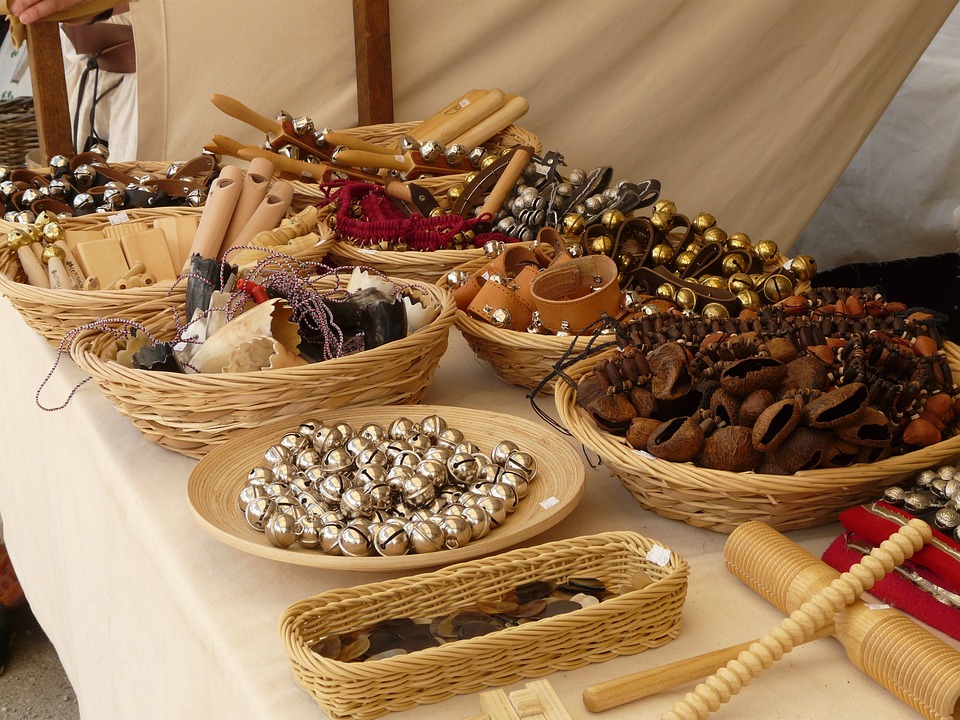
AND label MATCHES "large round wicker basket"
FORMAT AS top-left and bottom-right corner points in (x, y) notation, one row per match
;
(0, 202), (333, 346)
(68, 277), (456, 459)
(554, 342), (960, 533)
(323, 121), (542, 285)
